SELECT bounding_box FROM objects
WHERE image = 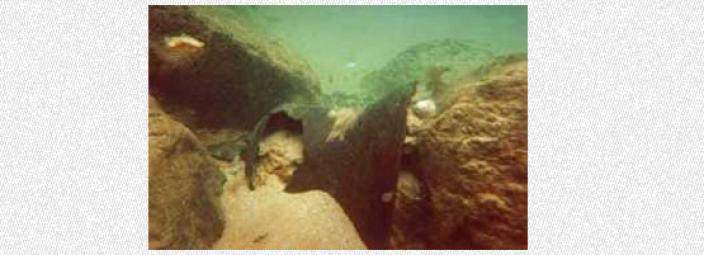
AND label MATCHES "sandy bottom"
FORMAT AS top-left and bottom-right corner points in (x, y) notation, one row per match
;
(212, 137), (366, 249)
